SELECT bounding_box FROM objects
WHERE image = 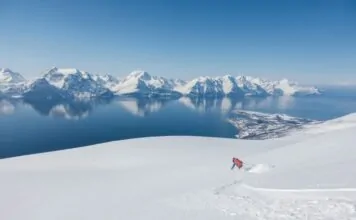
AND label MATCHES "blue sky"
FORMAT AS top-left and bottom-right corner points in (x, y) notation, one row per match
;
(1, 0), (355, 84)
